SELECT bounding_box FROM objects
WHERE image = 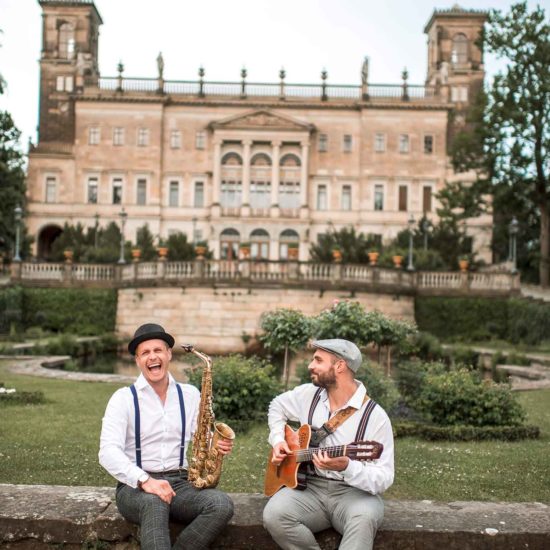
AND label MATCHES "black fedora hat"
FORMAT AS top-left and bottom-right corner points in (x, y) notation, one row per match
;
(128, 323), (175, 356)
